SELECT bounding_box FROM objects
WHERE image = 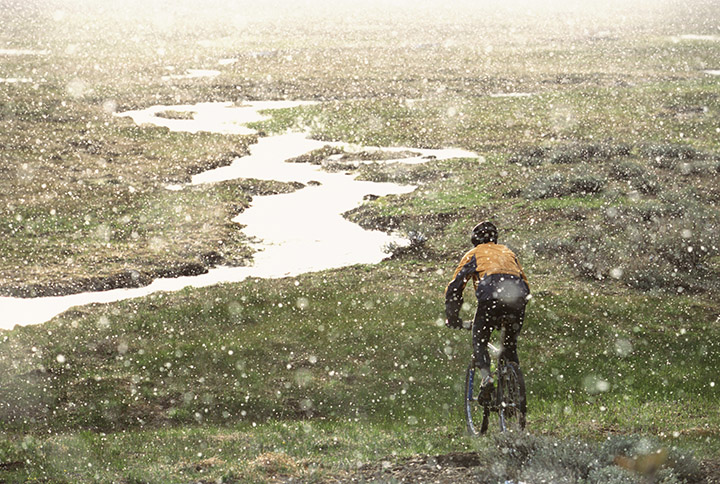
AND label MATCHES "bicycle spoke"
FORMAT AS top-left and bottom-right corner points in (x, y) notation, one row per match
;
(498, 362), (526, 433)
(465, 362), (490, 436)
(465, 359), (526, 435)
